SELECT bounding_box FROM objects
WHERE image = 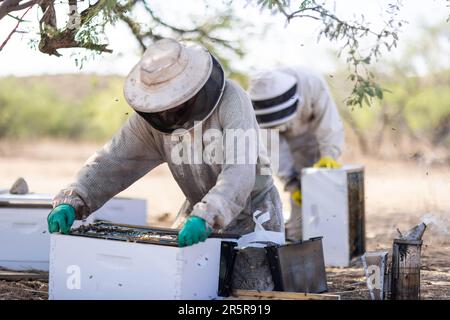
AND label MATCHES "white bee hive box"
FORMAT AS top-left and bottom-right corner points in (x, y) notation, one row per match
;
(49, 233), (229, 300)
(301, 165), (365, 267)
(0, 193), (147, 271)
